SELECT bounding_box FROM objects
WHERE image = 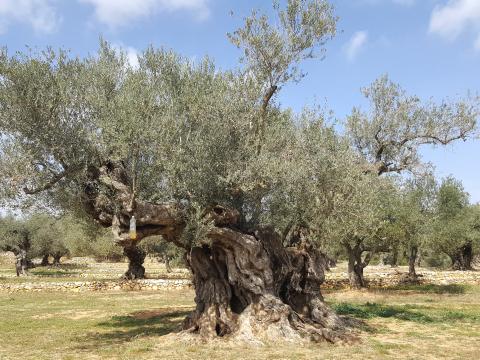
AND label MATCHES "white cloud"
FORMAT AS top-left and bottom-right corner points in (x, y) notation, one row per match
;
(344, 31), (368, 62)
(111, 43), (140, 69)
(429, 0), (480, 49)
(79, 0), (210, 28)
(126, 47), (140, 69)
(0, 0), (60, 34)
